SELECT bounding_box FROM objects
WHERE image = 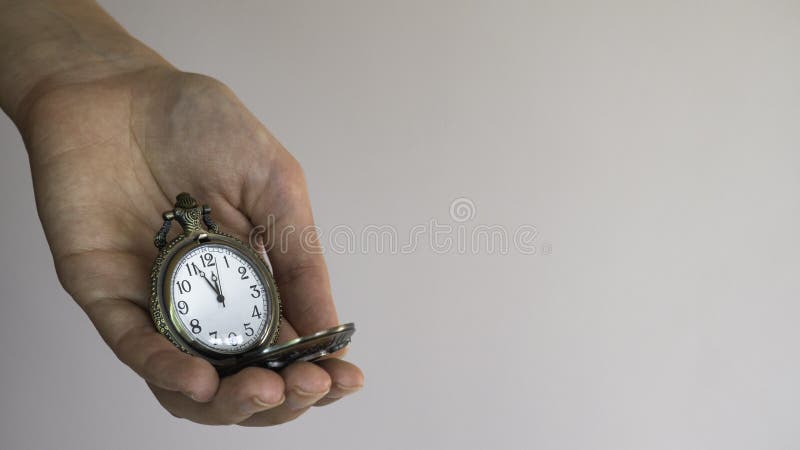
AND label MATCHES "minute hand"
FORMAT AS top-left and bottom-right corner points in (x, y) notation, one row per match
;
(211, 261), (226, 307)
(213, 264), (224, 295)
